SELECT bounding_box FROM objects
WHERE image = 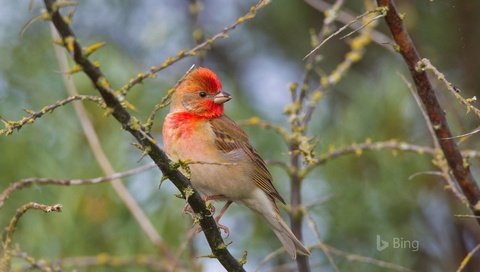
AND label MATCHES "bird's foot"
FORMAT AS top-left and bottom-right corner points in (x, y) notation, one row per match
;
(186, 196), (231, 237)
(192, 217), (230, 238)
(216, 222), (230, 238)
(182, 203), (194, 215)
(182, 194), (224, 216)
